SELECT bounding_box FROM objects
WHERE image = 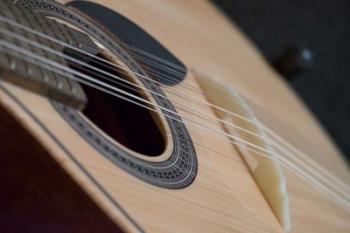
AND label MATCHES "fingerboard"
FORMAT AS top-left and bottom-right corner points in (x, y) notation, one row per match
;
(0, 1), (97, 109)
